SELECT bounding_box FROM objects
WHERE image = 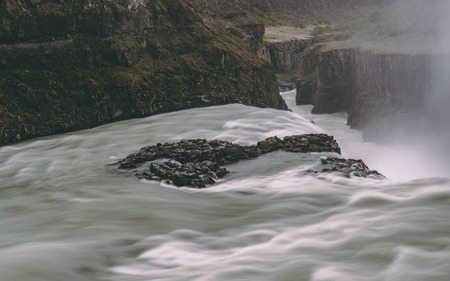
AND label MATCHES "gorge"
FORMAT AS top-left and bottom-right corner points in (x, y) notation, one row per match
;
(294, 0), (450, 174)
(0, 0), (287, 146)
(1, 1), (450, 280)
(1, 0), (399, 147)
